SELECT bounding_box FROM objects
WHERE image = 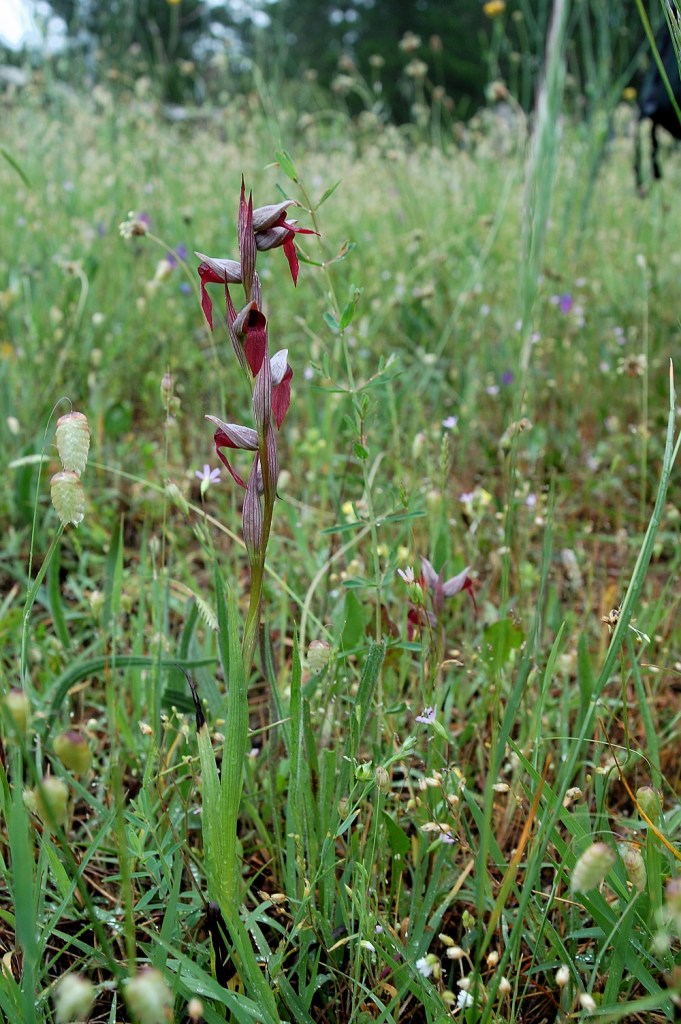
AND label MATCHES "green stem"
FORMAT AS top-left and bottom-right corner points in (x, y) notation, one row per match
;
(21, 525), (64, 685)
